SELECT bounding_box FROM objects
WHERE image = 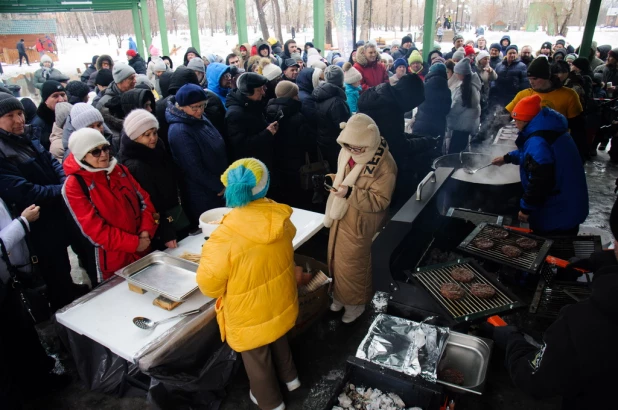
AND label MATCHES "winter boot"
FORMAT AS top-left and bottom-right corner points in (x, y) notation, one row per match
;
(342, 304), (366, 323)
(330, 298), (343, 312)
(250, 391), (286, 410)
(286, 377), (301, 391)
